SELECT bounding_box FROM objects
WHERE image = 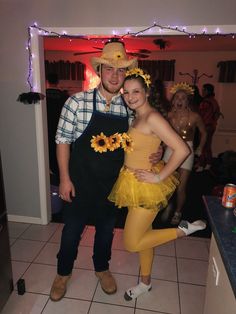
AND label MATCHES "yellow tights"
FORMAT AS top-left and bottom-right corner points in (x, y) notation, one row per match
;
(124, 206), (178, 276)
